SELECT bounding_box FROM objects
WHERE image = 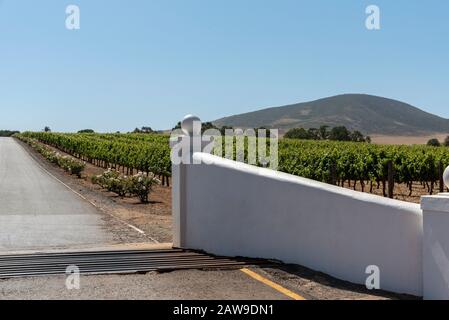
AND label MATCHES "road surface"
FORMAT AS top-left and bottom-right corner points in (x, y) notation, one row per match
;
(0, 137), (113, 251)
(0, 269), (292, 300)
